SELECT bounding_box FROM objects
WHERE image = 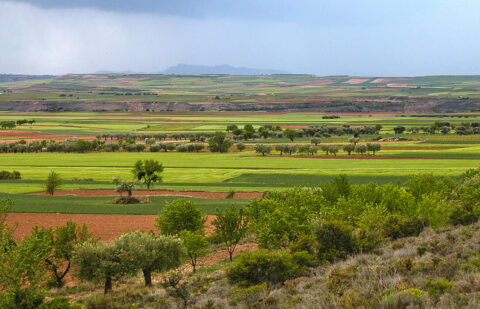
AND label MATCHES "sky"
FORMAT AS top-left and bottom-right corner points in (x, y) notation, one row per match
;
(1, 0), (480, 76)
